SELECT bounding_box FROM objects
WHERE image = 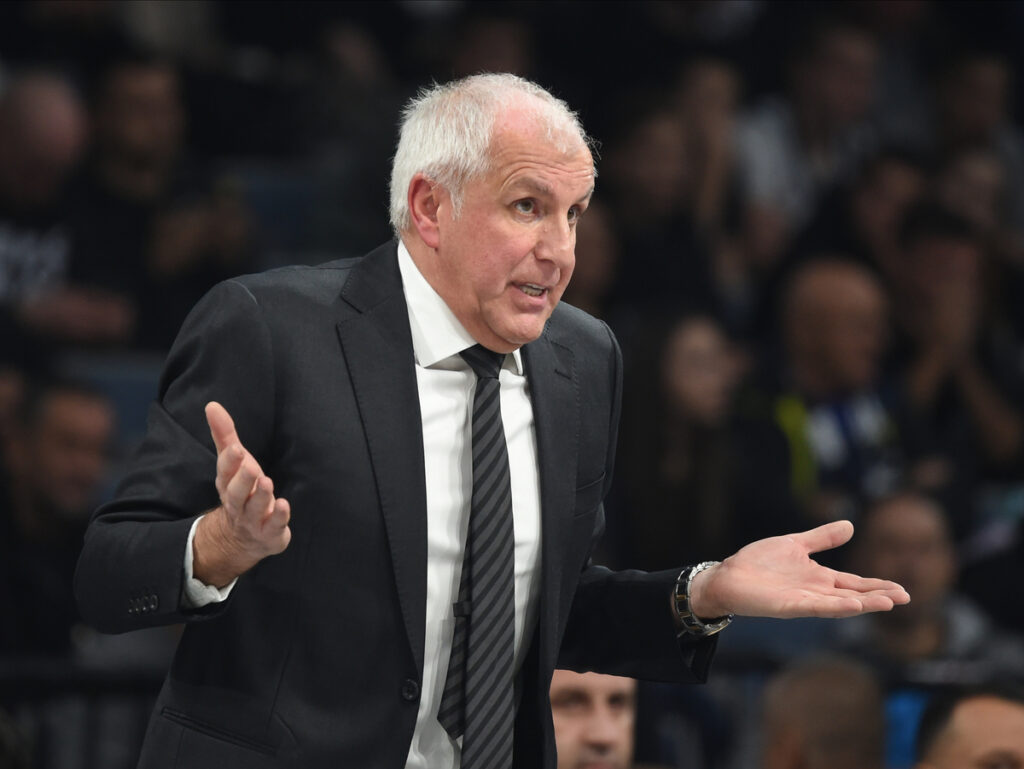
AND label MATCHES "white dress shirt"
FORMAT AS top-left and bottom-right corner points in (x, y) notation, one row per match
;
(184, 241), (543, 769)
